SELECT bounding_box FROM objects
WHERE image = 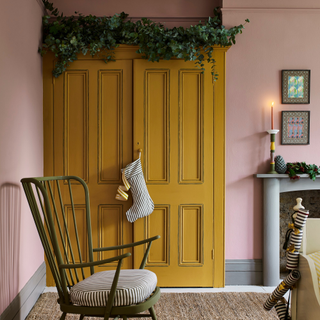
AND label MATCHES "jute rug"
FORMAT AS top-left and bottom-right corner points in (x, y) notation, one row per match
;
(26, 292), (279, 320)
